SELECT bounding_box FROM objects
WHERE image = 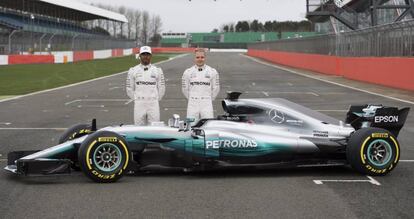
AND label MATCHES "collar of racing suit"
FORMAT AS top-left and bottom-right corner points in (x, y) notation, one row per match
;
(139, 63), (152, 70)
(195, 64), (206, 71)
